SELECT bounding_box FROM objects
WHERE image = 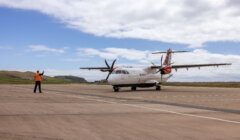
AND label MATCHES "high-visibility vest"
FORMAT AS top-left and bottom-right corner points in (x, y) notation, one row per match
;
(34, 73), (42, 81)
